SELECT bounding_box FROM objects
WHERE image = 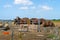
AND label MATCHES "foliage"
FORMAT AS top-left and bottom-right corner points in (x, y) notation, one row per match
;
(52, 19), (60, 21)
